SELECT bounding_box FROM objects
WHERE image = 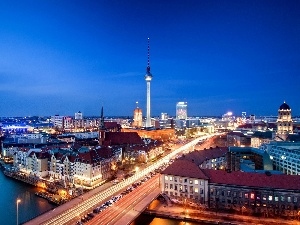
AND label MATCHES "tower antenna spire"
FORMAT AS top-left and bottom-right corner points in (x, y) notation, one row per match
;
(146, 37), (151, 74)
